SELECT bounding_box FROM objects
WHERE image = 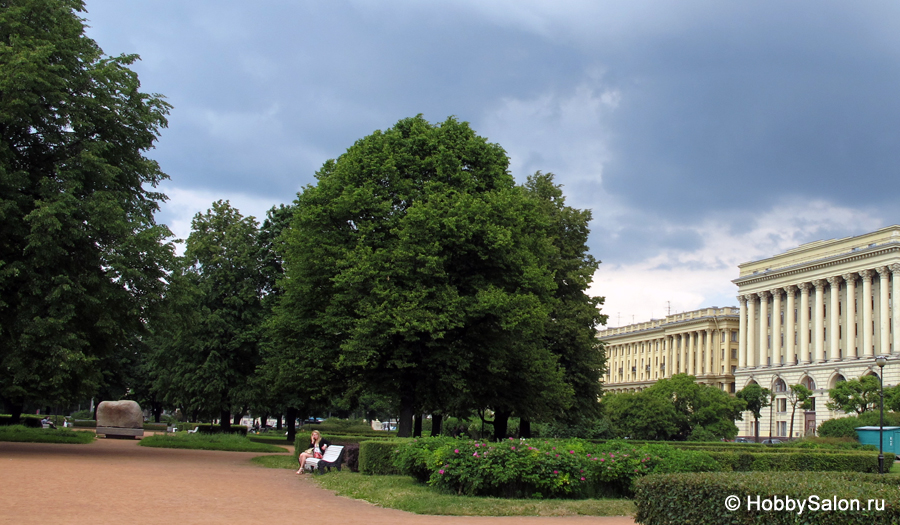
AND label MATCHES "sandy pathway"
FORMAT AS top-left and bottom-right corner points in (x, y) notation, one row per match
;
(0, 436), (635, 525)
